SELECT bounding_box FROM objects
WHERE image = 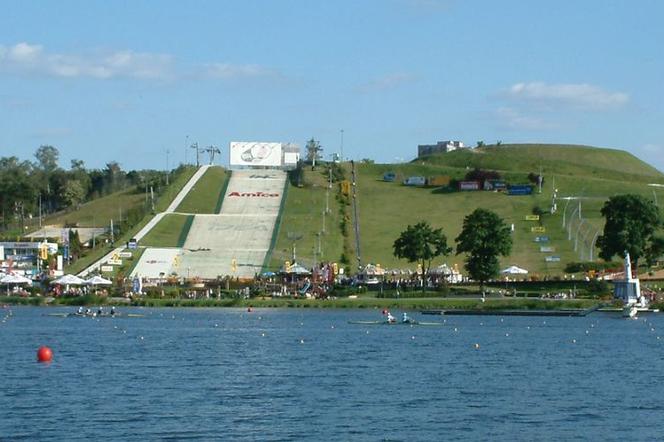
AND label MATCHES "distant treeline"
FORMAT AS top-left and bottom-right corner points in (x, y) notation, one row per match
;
(0, 145), (176, 230)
